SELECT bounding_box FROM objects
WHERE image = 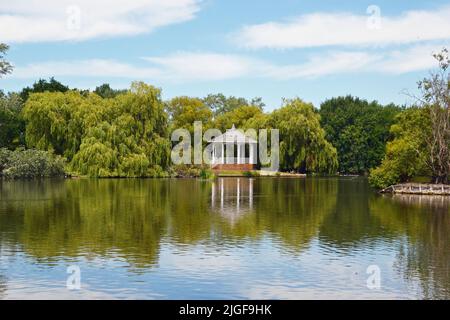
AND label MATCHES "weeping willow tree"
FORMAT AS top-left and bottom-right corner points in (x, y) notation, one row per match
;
(269, 98), (338, 173)
(22, 82), (171, 177)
